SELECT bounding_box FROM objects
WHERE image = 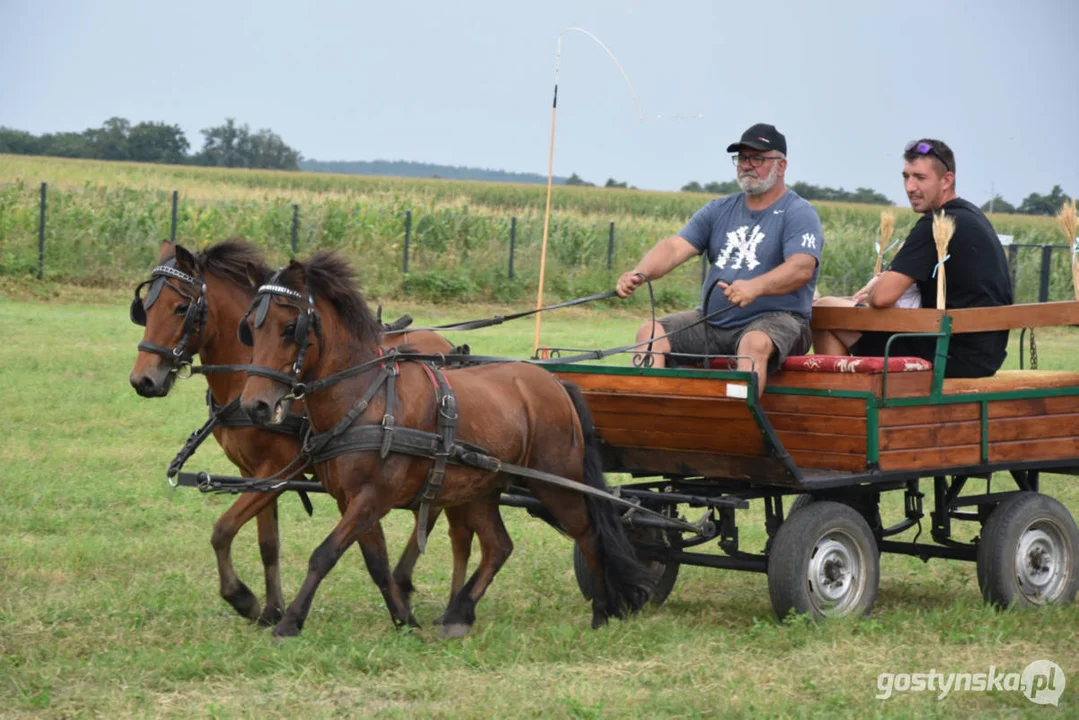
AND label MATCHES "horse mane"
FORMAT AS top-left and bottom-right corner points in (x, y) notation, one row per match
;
(196, 238), (274, 289)
(289, 250), (382, 343)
